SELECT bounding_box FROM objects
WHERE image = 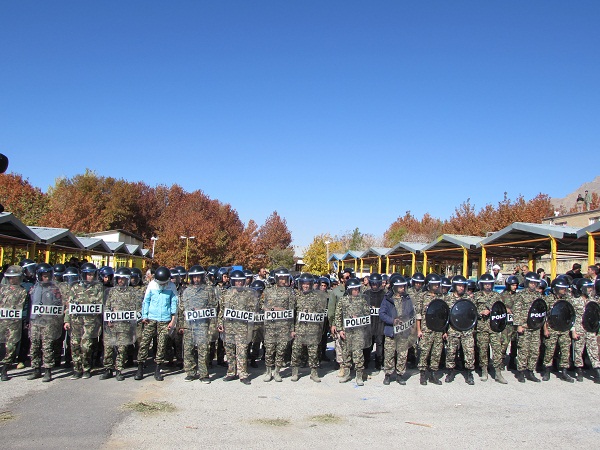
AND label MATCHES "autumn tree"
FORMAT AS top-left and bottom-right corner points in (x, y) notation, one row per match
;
(0, 173), (48, 225)
(383, 211), (442, 246)
(302, 234), (343, 275)
(256, 211), (293, 269)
